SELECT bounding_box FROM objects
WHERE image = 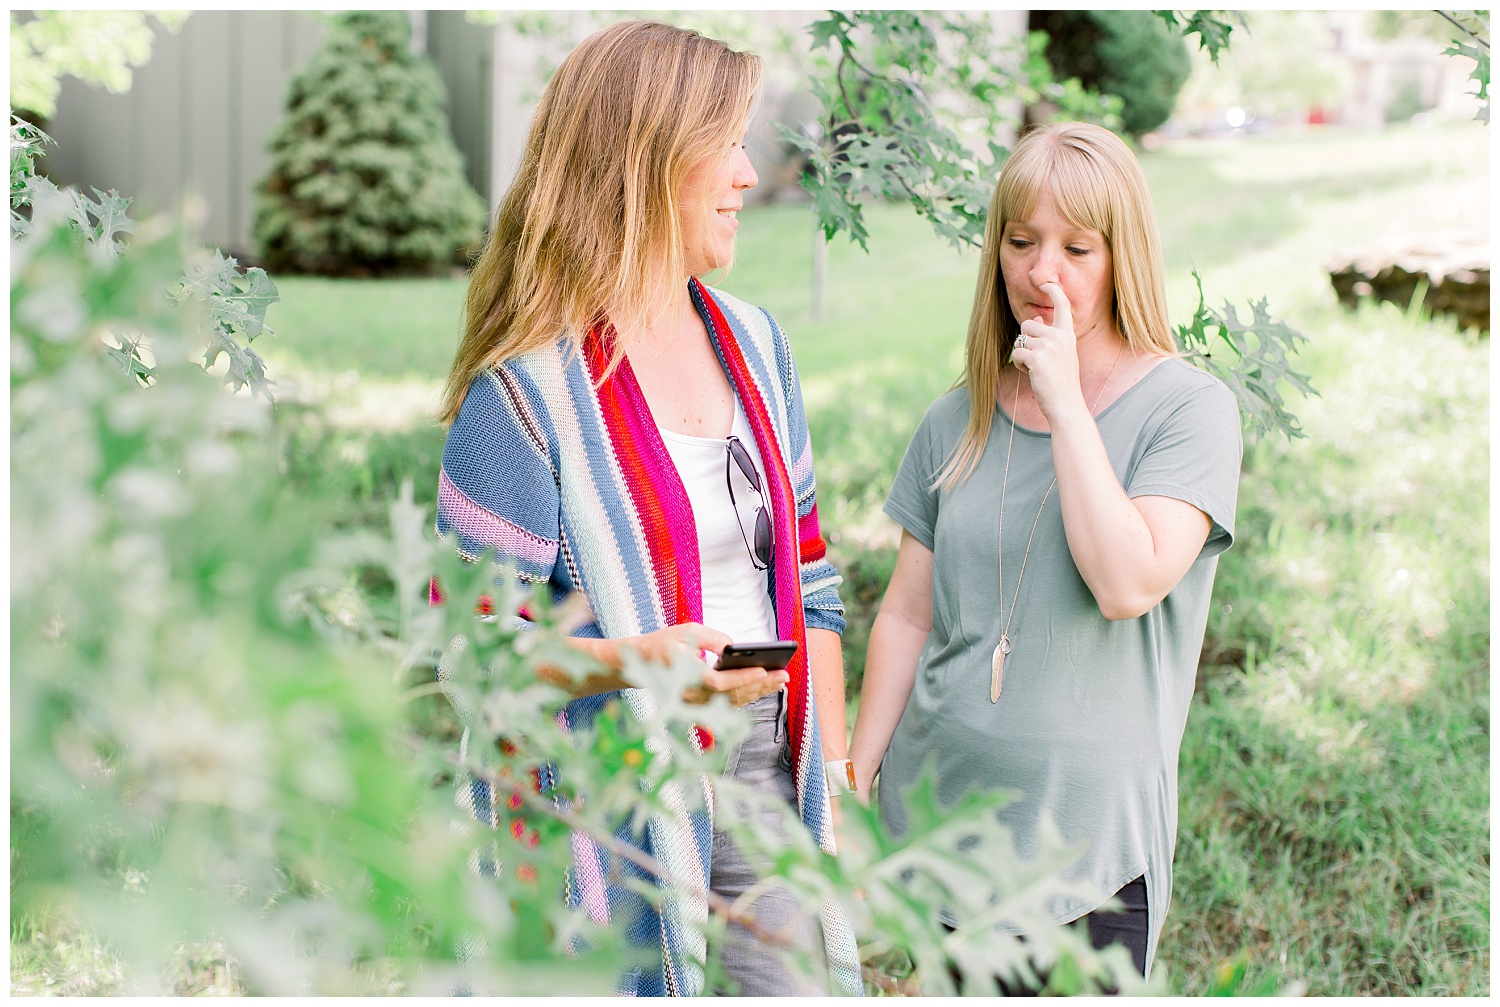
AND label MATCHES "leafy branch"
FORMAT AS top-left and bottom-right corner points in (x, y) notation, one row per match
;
(1437, 9), (1490, 122)
(509, 784), (801, 953)
(784, 11), (1119, 252)
(1175, 270), (1317, 441)
(10, 116), (280, 397)
(1152, 10), (1248, 65)
(173, 250), (279, 397)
